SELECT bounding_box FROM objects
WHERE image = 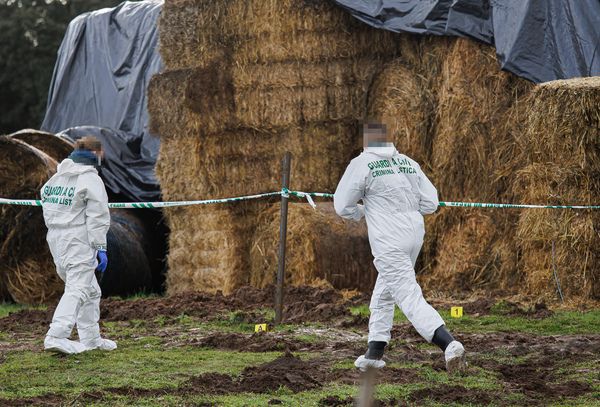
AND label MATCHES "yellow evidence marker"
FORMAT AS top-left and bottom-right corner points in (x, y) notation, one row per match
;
(255, 323), (269, 333)
(450, 306), (464, 318)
